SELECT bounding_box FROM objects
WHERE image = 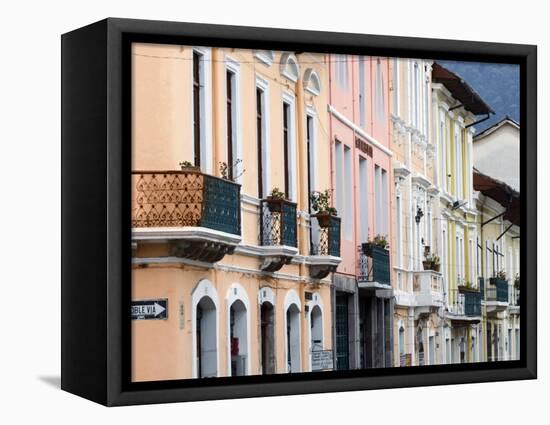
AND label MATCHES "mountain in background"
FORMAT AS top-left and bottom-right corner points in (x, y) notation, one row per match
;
(437, 60), (520, 133)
